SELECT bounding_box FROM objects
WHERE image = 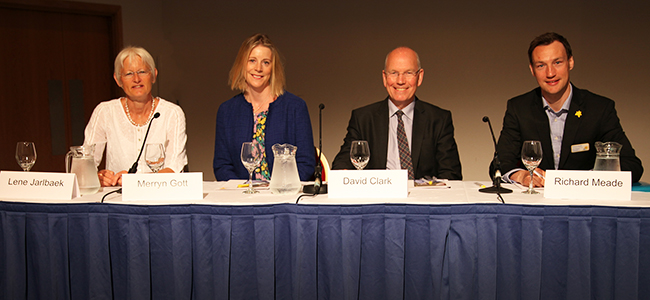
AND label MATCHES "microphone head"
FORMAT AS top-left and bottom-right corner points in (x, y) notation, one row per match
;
(319, 103), (325, 110)
(482, 116), (489, 123)
(153, 112), (160, 118)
